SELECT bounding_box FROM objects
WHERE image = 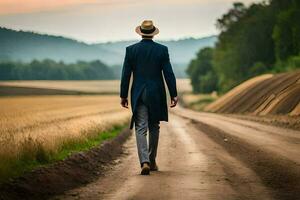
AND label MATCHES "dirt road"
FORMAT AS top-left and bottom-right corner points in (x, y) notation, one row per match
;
(54, 107), (300, 200)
